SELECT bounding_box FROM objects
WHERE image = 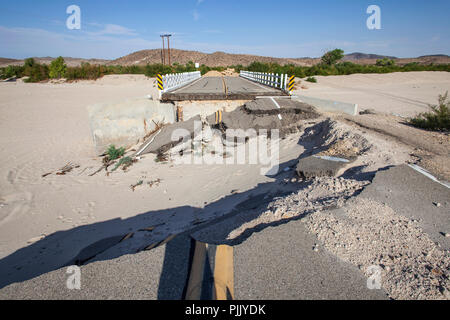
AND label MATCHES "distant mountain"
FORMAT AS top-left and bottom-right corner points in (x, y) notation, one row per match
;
(342, 52), (450, 65)
(343, 52), (398, 61)
(1, 50), (449, 68)
(0, 58), (21, 65)
(417, 54), (449, 58)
